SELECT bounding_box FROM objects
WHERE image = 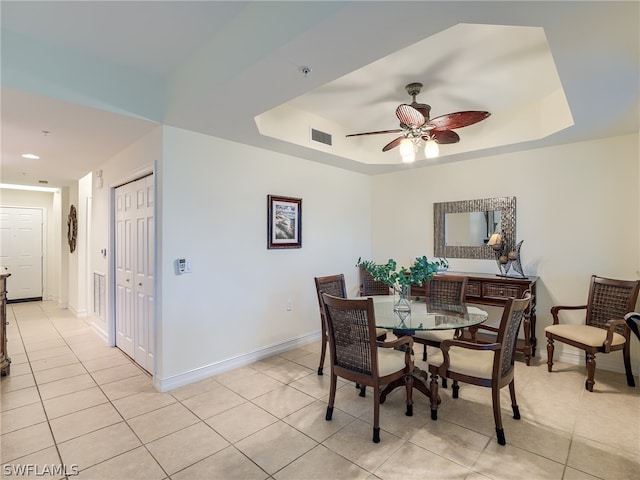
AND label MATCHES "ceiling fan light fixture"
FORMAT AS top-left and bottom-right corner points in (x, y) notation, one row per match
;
(399, 138), (416, 163)
(399, 138), (414, 156)
(346, 82), (489, 162)
(401, 152), (416, 164)
(424, 139), (439, 159)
